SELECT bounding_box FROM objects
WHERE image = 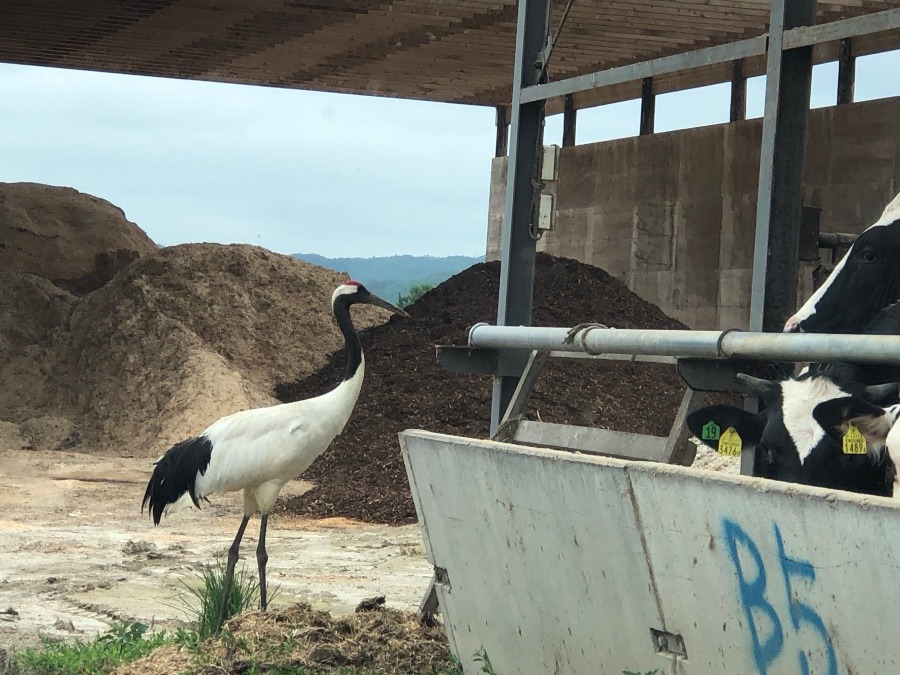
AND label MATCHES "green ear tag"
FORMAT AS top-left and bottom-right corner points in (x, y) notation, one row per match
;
(842, 423), (867, 455)
(718, 427), (742, 457)
(701, 421), (721, 441)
